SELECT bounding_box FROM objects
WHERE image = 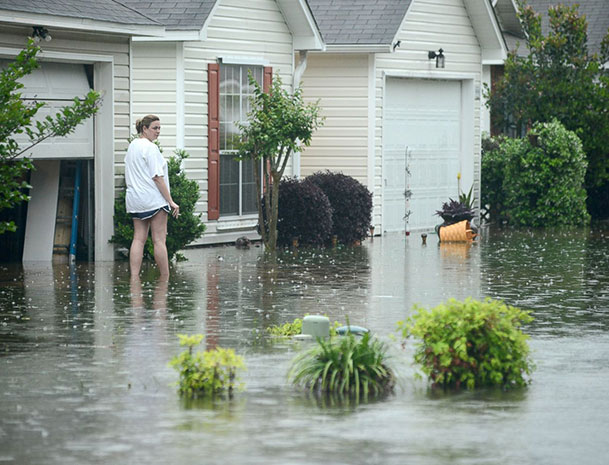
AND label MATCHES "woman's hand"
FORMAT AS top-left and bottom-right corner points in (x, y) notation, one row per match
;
(169, 201), (180, 218)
